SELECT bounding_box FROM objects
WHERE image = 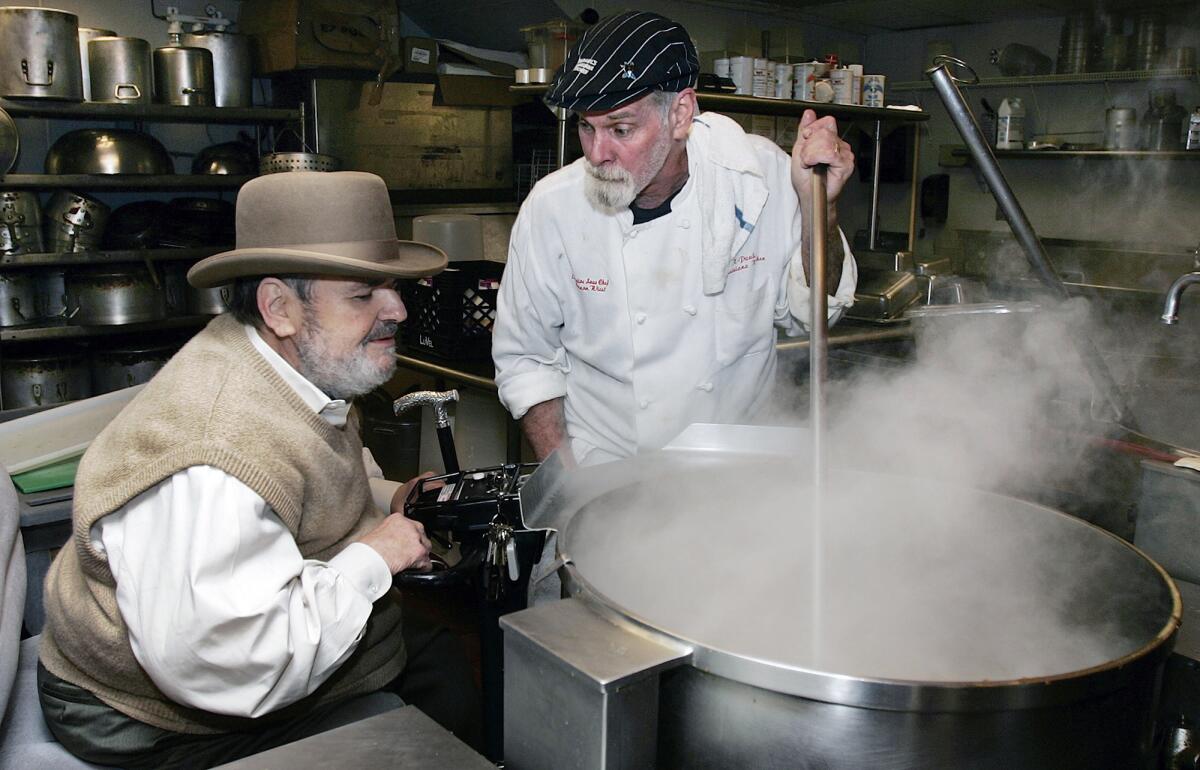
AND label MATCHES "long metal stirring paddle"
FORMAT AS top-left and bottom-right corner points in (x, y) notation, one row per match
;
(809, 165), (829, 663)
(809, 166), (829, 513)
